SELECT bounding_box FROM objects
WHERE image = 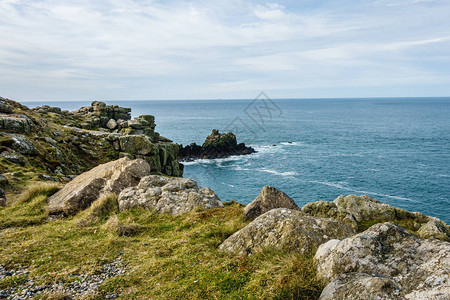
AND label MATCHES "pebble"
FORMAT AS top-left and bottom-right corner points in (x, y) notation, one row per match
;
(0, 256), (126, 299)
